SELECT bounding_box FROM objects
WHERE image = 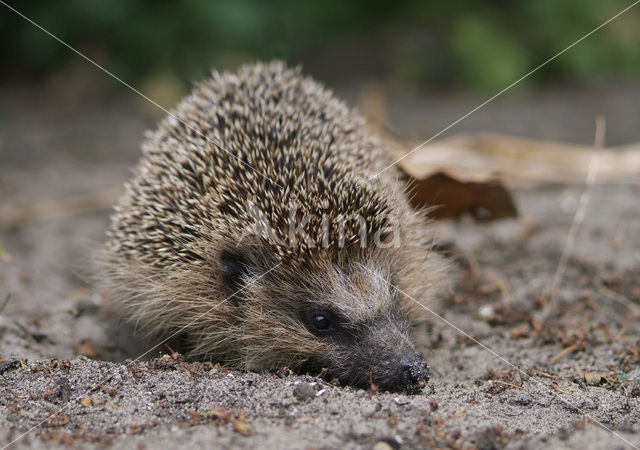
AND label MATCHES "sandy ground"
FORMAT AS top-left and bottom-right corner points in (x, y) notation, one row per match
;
(1, 82), (639, 449)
